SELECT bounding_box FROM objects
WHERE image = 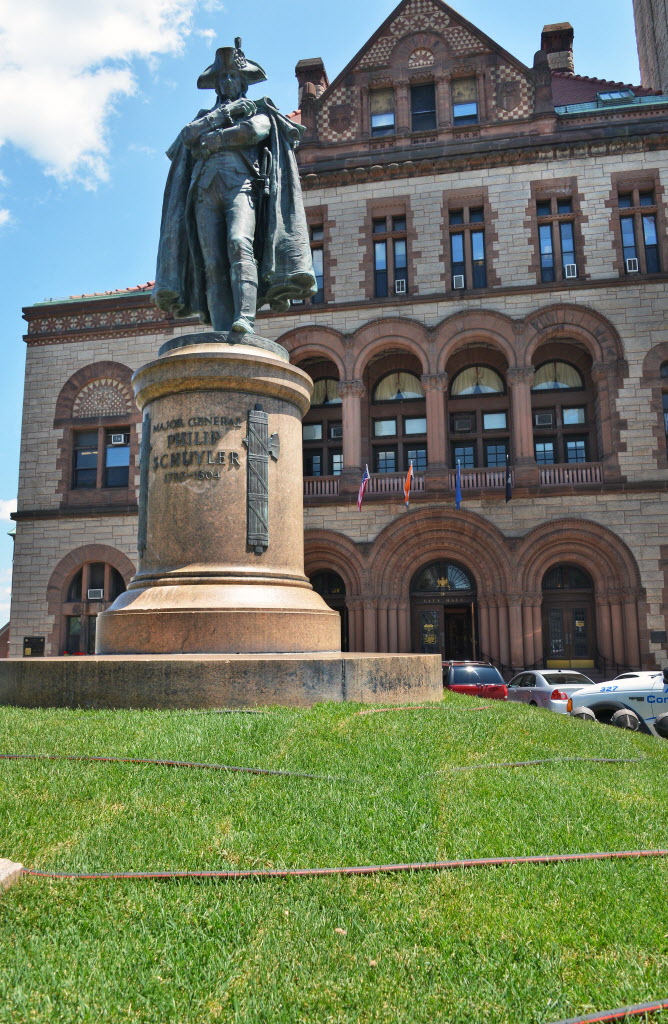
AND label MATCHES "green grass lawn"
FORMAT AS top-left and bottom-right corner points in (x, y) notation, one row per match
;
(1, 695), (667, 1024)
